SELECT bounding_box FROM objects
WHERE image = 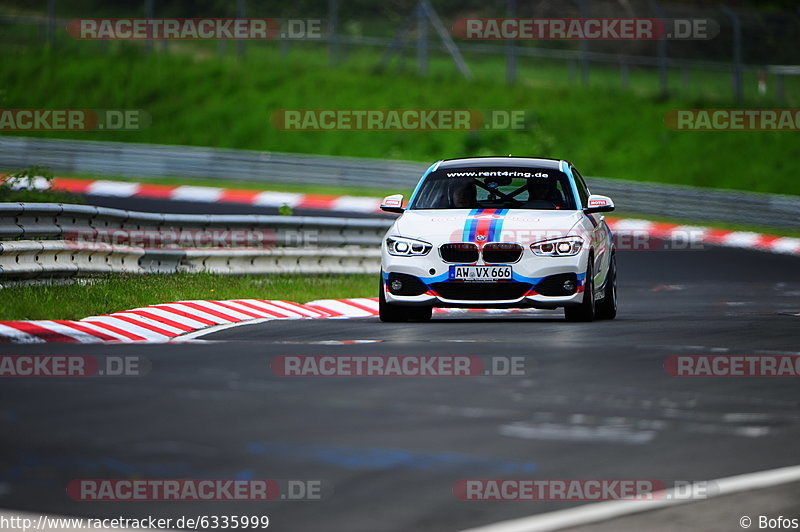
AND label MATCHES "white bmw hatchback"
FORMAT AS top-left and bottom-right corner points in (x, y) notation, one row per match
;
(379, 157), (617, 322)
